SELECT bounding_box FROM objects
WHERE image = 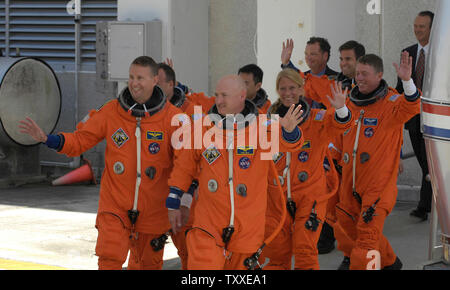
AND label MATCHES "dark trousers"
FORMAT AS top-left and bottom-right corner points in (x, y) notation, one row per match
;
(407, 115), (432, 212)
(319, 222), (335, 243)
